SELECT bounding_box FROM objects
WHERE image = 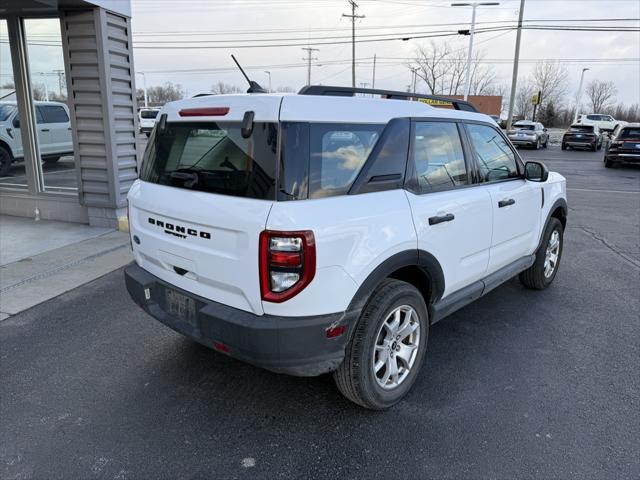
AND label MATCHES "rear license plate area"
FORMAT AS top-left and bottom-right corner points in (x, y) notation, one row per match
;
(165, 287), (197, 323)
